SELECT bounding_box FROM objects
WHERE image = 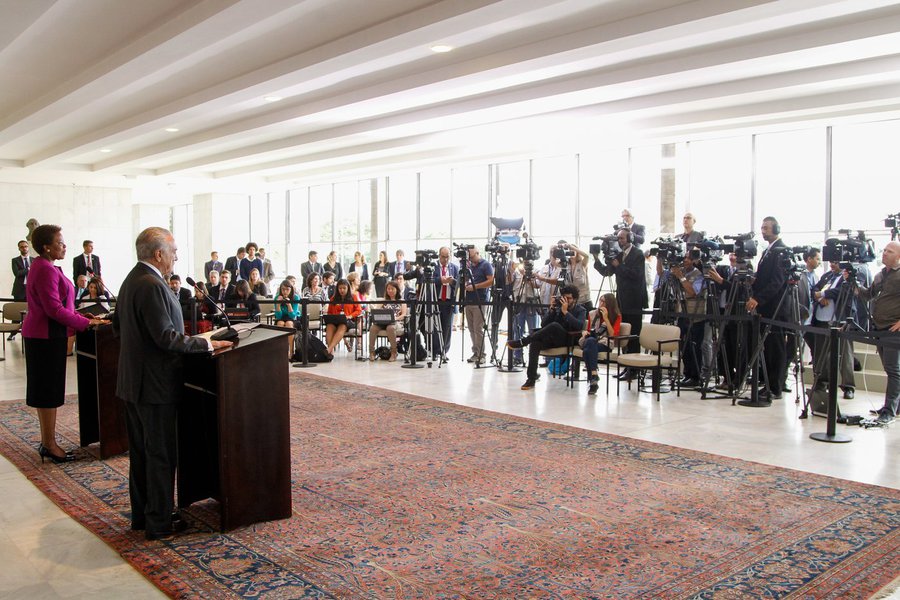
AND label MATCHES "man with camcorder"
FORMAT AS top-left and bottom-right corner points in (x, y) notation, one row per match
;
(593, 228), (647, 360)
